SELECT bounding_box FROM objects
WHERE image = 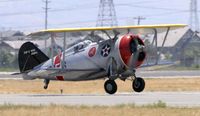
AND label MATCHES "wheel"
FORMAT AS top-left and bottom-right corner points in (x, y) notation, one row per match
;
(132, 77), (145, 92)
(104, 80), (117, 94)
(44, 85), (48, 89)
(43, 79), (49, 89)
